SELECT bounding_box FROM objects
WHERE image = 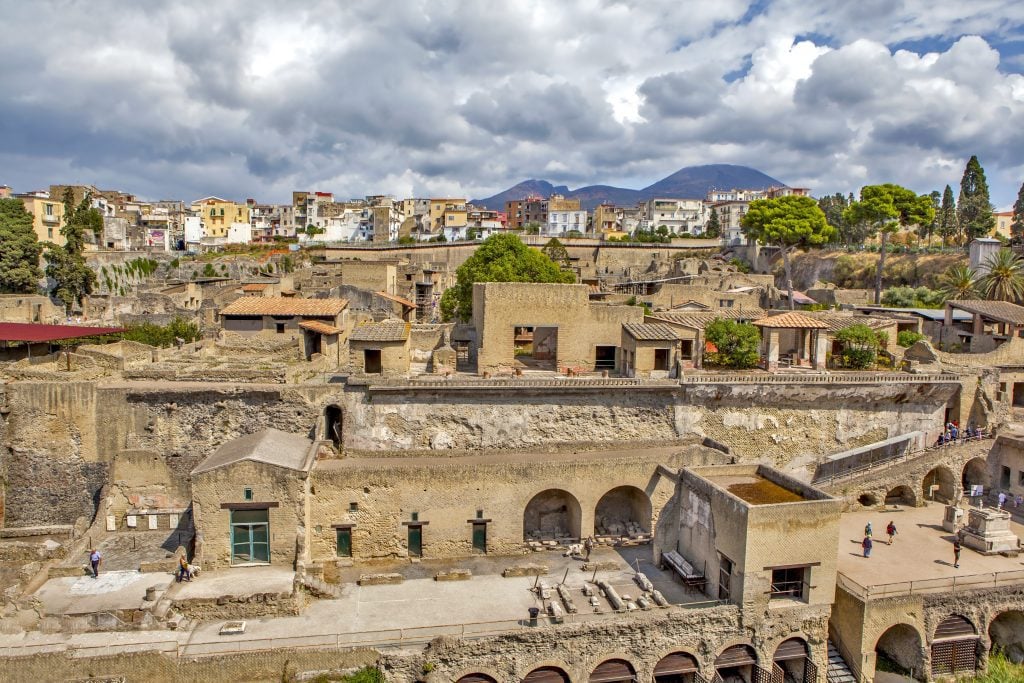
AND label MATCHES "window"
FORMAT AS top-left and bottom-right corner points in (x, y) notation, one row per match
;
(411, 511), (419, 522)
(47, 228), (53, 238)
(770, 566), (808, 600)
(243, 487), (253, 501)
(44, 203), (53, 216)
(719, 299), (735, 308)
(275, 323), (285, 334)
(718, 554), (733, 601)
(1019, 471), (1024, 486)
(654, 348), (669, 371)
(476, 509), (484, 519)
(349, 502), (359, 512)
(336, 527), (352, 557)
(230, 508), (270, 564)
